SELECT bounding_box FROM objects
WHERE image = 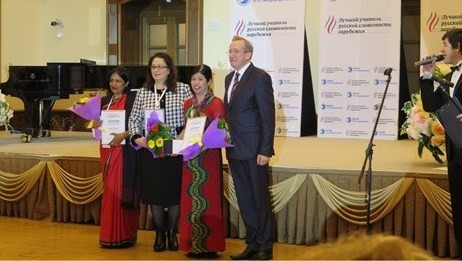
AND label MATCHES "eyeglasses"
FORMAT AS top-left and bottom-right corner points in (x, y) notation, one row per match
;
(150, 65), (168, 70)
